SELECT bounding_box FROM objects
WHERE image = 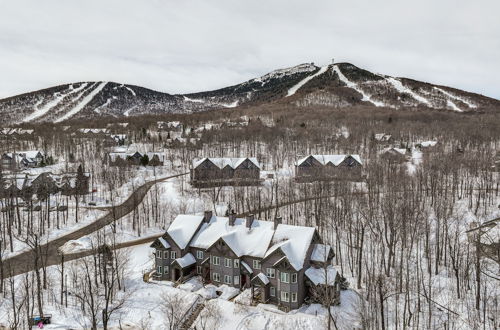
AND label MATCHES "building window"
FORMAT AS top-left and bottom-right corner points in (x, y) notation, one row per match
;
(252, 259), (261, 269)
(291, 292), (297, 302)
(234, 276), (240, 285)
(266, 268), (275, 278)
(280, 272), (289, 283)
(212, 256), (220, 265)
(213, 272), (220, 282)
(270, 286), (276, 297)
(233, 259), (240, 268)
(164, 266), (169, 274)
(156, 250), (162, 258)
(196, 250), (204, 259)
(197, 266), (202, 274)
(157, 266), (162, 274)
(224, 275), (232, 284)
(163, 251), (169, 259)
(170, 251), (177, 259)
(281, 291), (289, 302)
(291, 273), (297, 283)
(224, 258), (232, 268)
